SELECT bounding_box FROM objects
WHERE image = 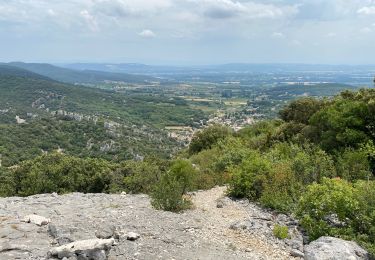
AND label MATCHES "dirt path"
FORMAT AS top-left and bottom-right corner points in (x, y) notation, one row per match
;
(190, 186), (293, 259)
